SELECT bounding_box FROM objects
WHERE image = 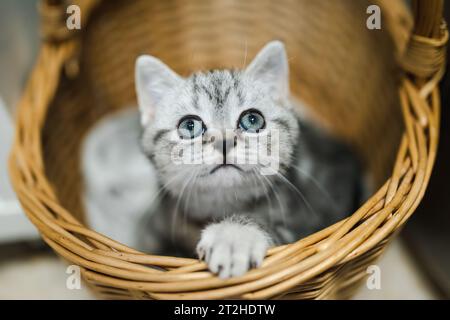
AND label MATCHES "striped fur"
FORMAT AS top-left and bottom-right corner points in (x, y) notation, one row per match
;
(136, 41), (363, 278)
